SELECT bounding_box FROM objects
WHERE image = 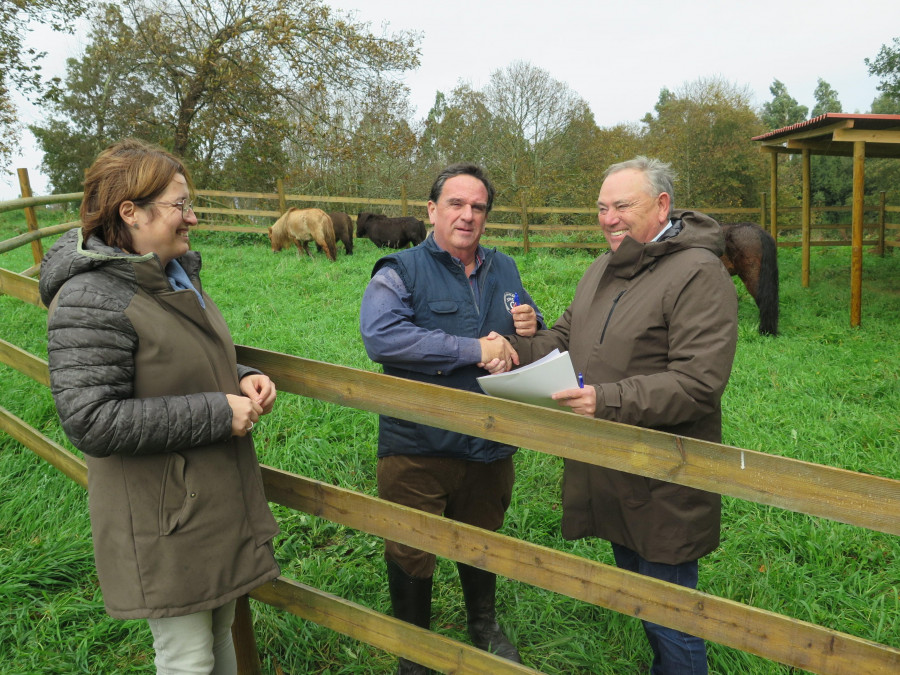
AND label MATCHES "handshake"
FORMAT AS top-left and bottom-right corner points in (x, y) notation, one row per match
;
(477, 304), (537, 374)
